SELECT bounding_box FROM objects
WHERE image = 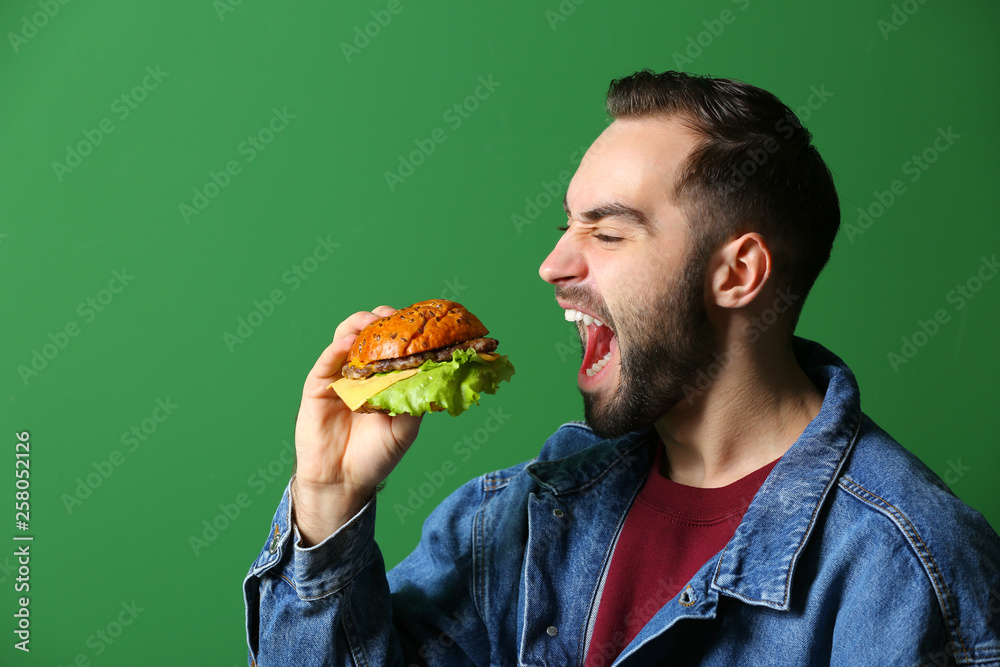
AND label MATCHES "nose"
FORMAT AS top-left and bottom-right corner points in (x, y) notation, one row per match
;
(539, 231), (586, 286)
